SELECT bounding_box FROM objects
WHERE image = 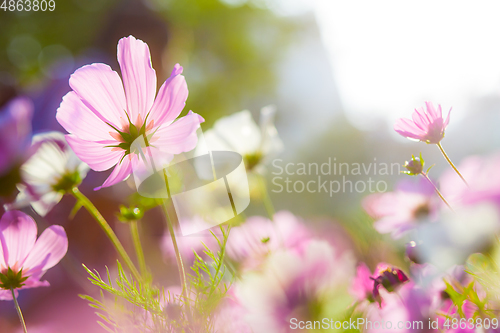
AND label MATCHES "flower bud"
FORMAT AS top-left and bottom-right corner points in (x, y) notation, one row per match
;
(403, 154), (424, 175)
(118, 205), (144, 222)
(405, 241), (423, 264)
